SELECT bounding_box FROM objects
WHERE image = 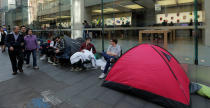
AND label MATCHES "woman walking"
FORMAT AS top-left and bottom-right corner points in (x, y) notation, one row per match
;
(24, 29), (39, 69)
(0, 26), (6, 53)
